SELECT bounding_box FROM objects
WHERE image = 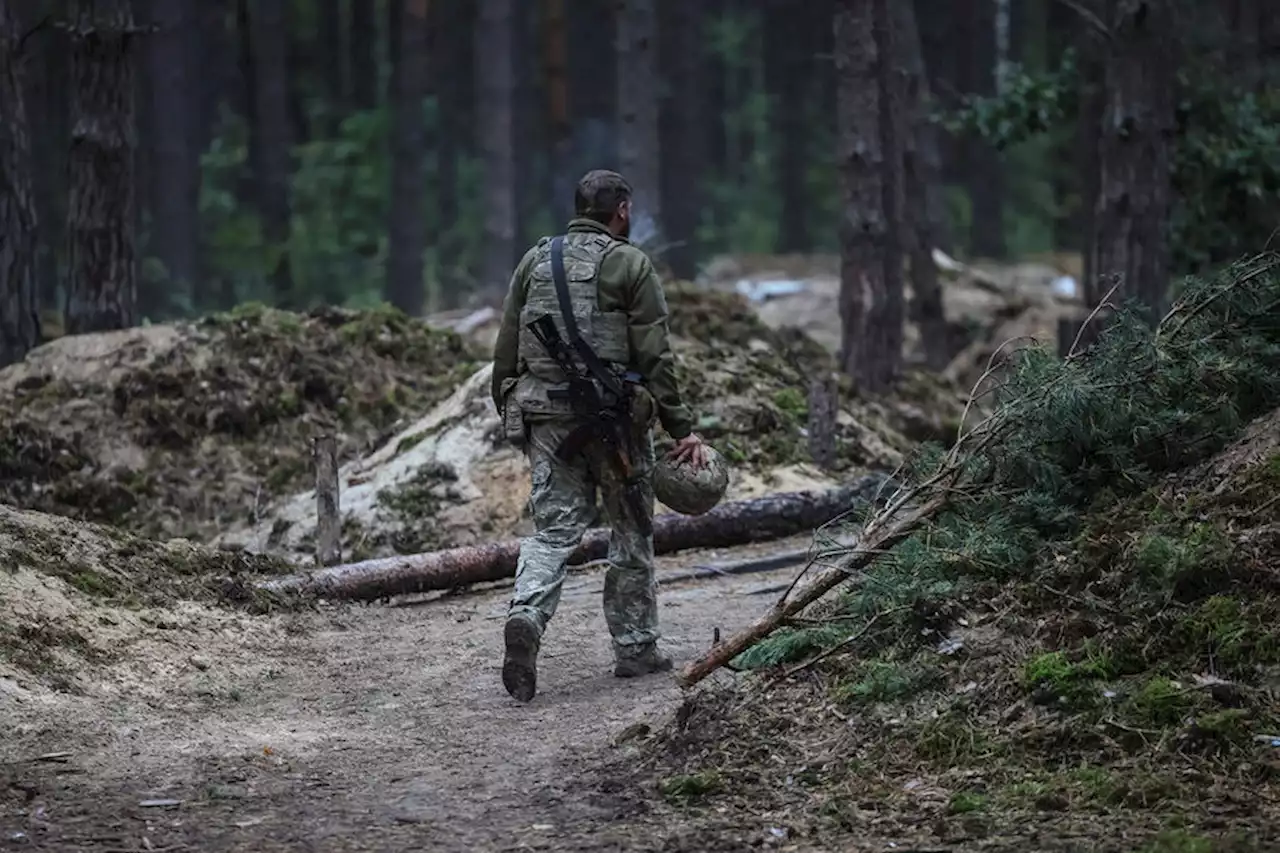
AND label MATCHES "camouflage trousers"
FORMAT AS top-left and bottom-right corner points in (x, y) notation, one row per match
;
(508, 418), (659, 659)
